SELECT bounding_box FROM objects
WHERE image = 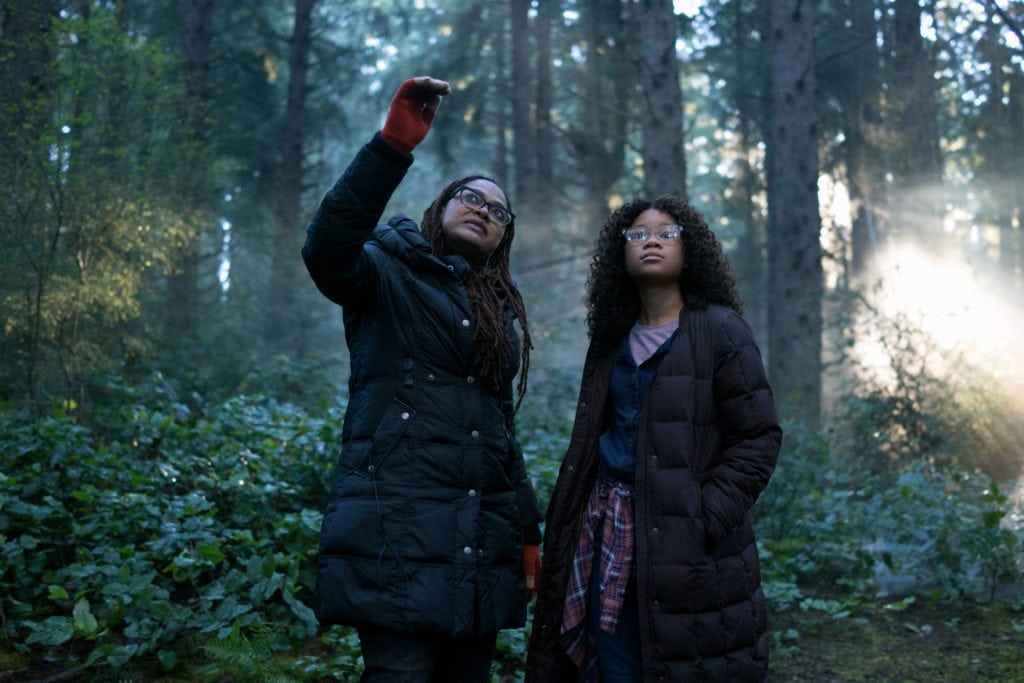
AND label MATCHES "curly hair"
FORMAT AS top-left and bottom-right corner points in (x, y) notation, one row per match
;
(419, 175), (532, 414)
(585, 196), (742, 355)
